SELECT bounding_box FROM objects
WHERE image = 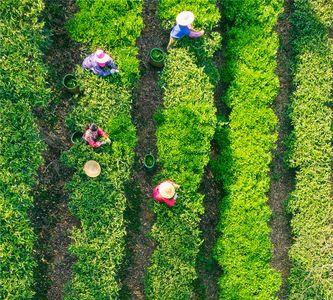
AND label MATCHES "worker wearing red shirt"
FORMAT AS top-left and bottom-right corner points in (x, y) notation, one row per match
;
(83, 123), (111, 149)
(153, 180), (180, 207)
